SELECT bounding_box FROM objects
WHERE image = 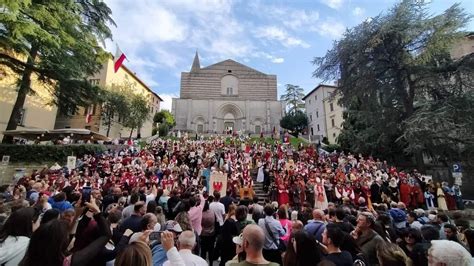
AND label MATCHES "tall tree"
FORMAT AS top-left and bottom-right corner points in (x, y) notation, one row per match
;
(280, 84), (305, 114)
(280, 110), (308, 137)
(153, 110), (176, 128)
(100, 84), (130, 137)
(0, 0), (115, 143)
(123, 94), (149, 139)
(313, 0), (473, 167)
